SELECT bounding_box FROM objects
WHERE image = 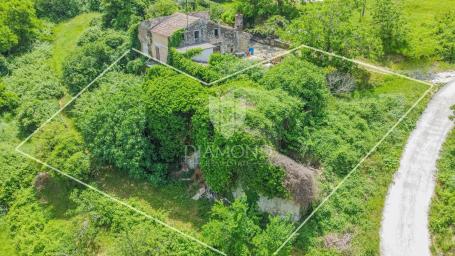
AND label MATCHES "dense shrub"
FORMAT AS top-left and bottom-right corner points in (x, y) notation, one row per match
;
(4, 44), (64, 100)
(202, 197), (294, 255)
(168, 48), (220, 83)
(283, 0), (383, 60)
(300, 94), (405, 175)
(16, 99), (59, 135)
(209, 53), (265, 82)
(145, 0), (179, 19)
(237, 0), (299, 26)
(34, 122), (91, 181)
(0, 81), (18, 115)
(73, 72), (151, 178)
(63, 28), (130, 94)
(0, 54), (8, 76)
(261, 56), (329, 123)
